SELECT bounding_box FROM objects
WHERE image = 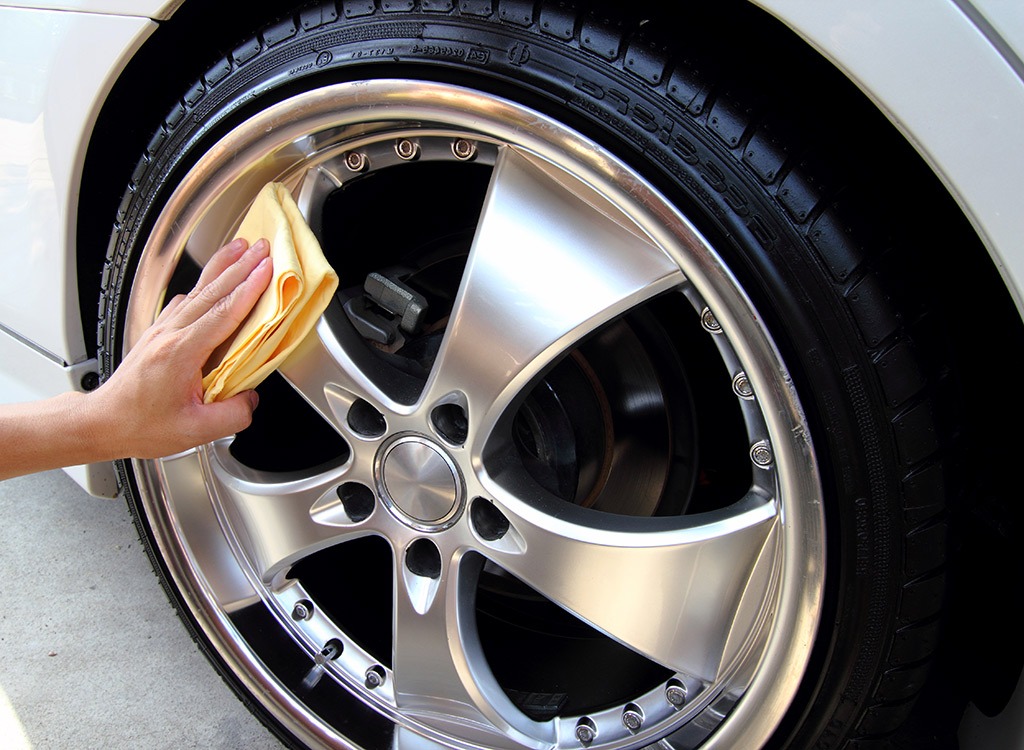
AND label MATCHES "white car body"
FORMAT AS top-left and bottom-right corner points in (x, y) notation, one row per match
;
(2, 0), (1022, 746)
